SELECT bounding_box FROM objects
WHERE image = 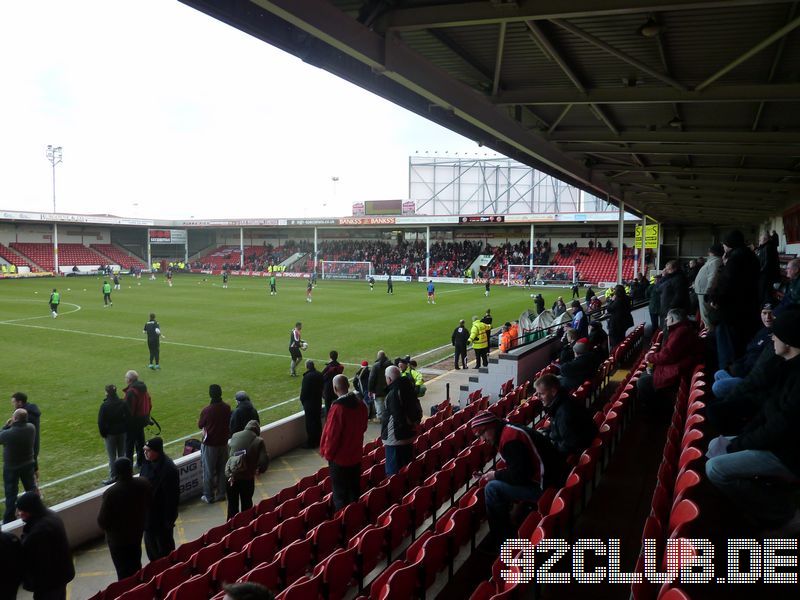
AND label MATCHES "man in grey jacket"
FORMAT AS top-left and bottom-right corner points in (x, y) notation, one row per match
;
(692, 243), (723, 330)
(0, 409), (36, 523)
